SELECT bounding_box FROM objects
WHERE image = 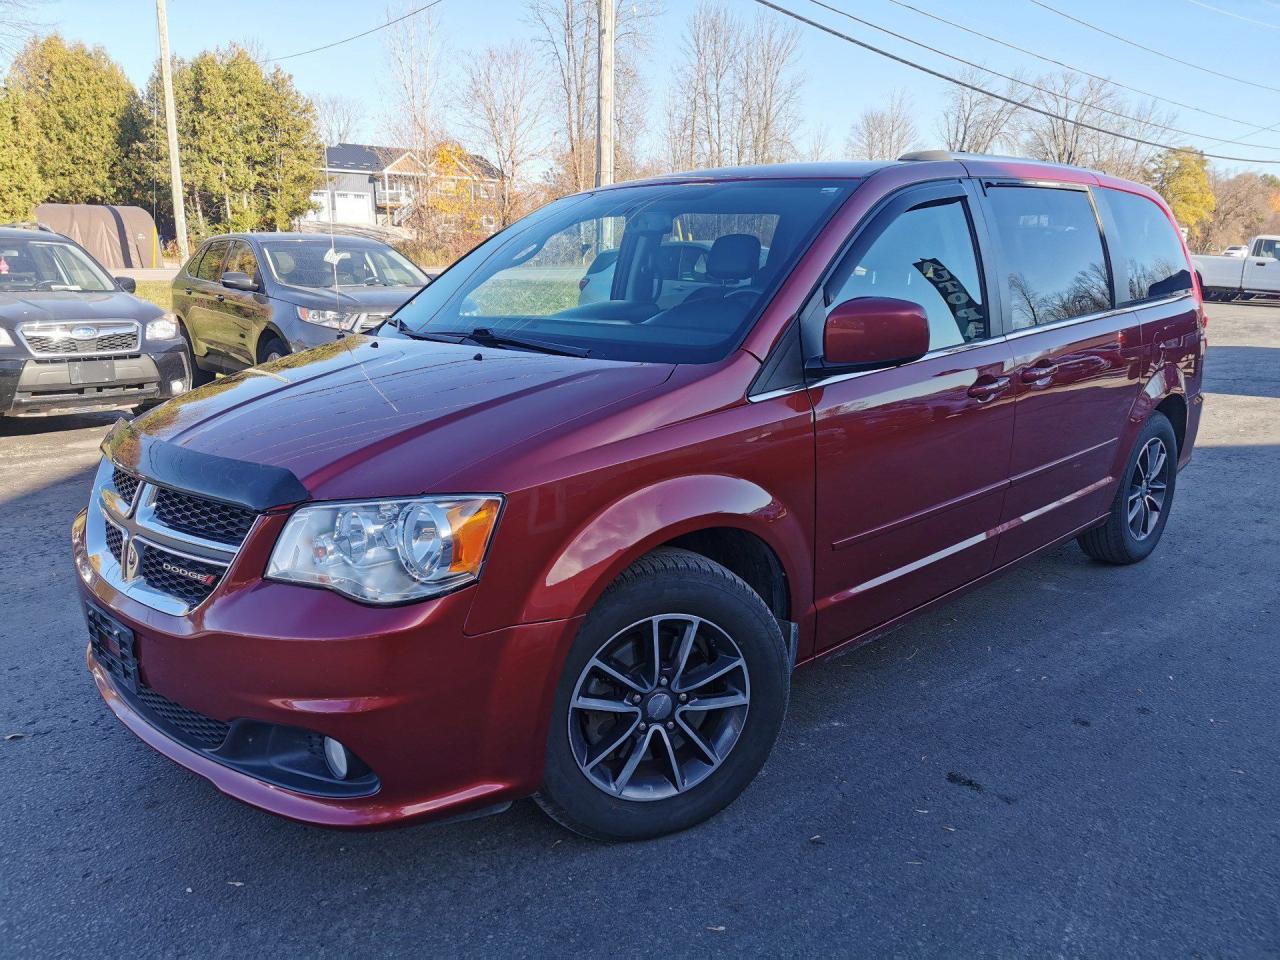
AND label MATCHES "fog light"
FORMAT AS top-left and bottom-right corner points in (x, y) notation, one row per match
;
(322, 736), (349, 780)
(169, 379), (185, 394)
